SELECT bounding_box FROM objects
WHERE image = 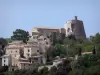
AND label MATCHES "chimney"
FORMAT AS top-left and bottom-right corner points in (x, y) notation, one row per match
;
(75, 16), (78, 20)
